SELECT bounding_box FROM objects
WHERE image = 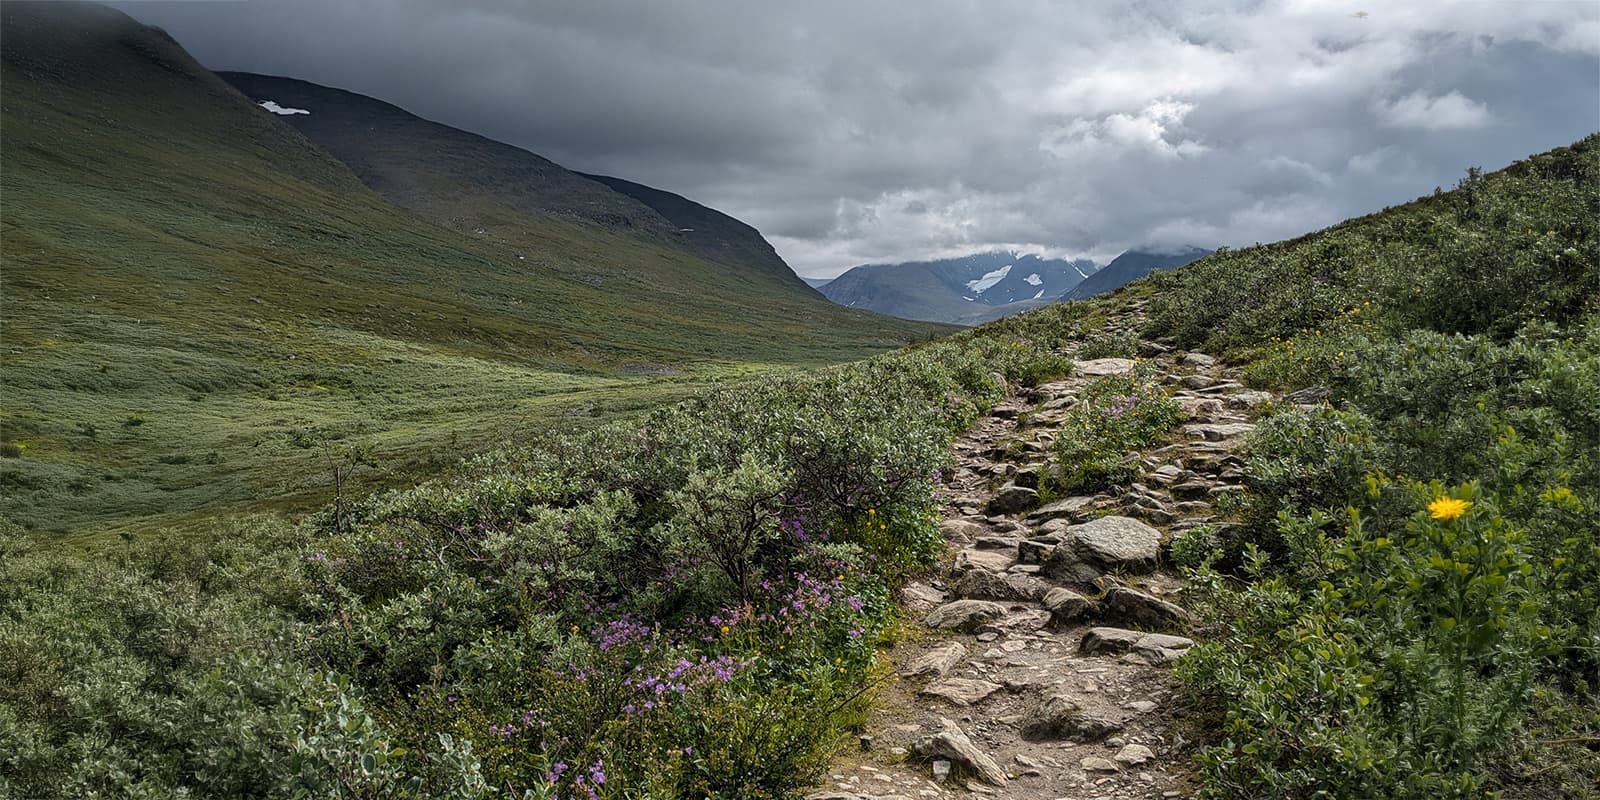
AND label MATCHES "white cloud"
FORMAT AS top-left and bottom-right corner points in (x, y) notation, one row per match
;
(1377, 90), (1492, 130)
